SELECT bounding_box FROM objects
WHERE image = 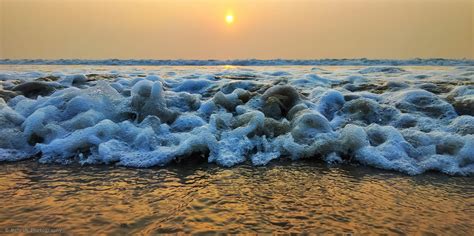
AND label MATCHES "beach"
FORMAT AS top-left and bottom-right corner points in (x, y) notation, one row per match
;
(0, 159), (472, 234)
